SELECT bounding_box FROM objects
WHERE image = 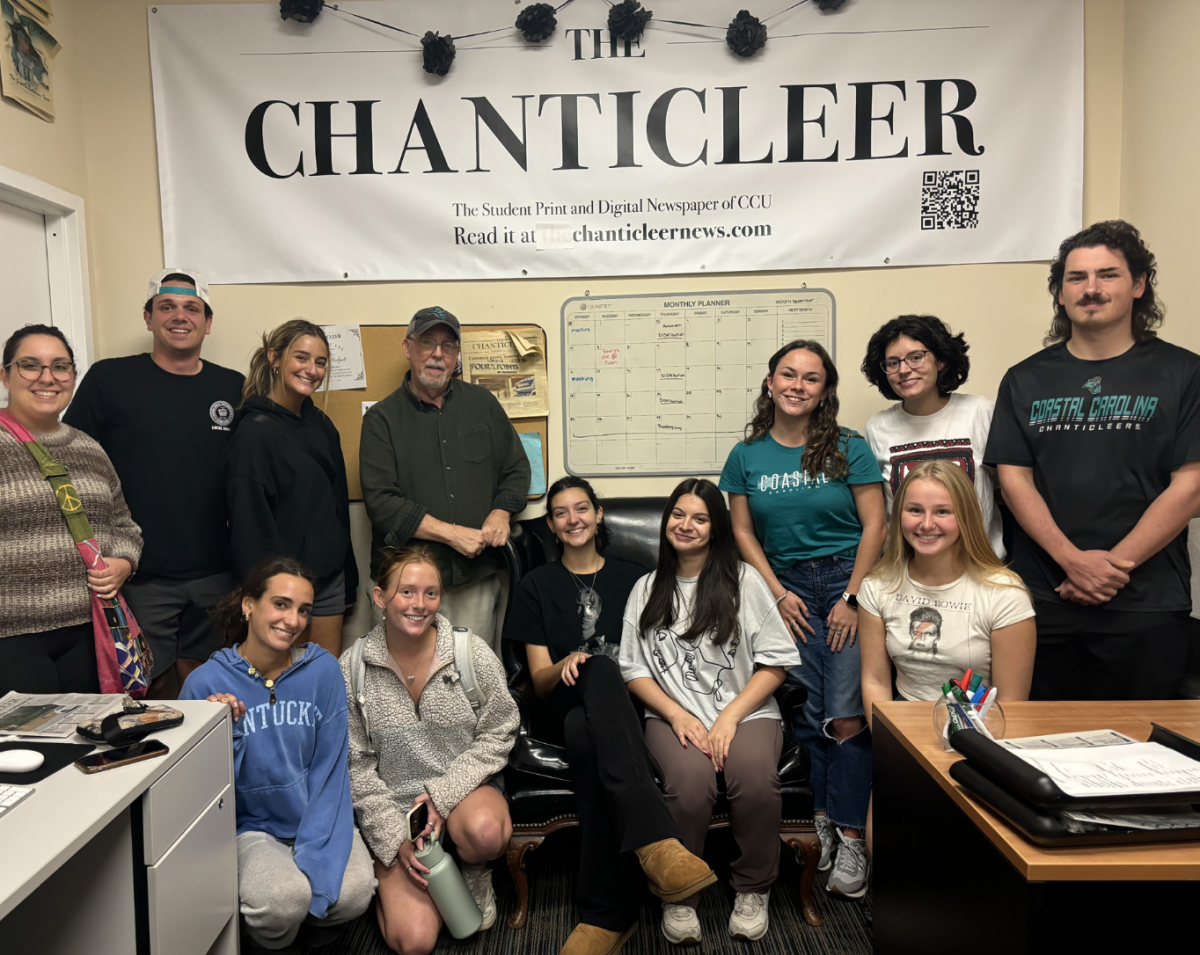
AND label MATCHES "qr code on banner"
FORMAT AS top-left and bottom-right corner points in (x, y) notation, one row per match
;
(921, 170), (980, 230)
